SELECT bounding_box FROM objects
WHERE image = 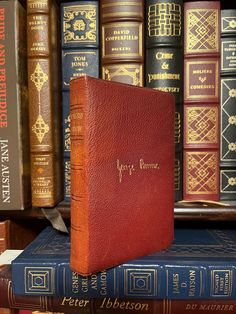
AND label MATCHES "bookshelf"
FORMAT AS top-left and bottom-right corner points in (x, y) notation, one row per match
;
(0, 202), (236, 222)
(0, 0), (235, 222)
